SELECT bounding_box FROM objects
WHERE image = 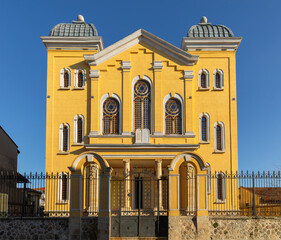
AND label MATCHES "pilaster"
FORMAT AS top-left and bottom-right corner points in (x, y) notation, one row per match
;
(183, 70), (194, 135)
(90, 70), (100, 136)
